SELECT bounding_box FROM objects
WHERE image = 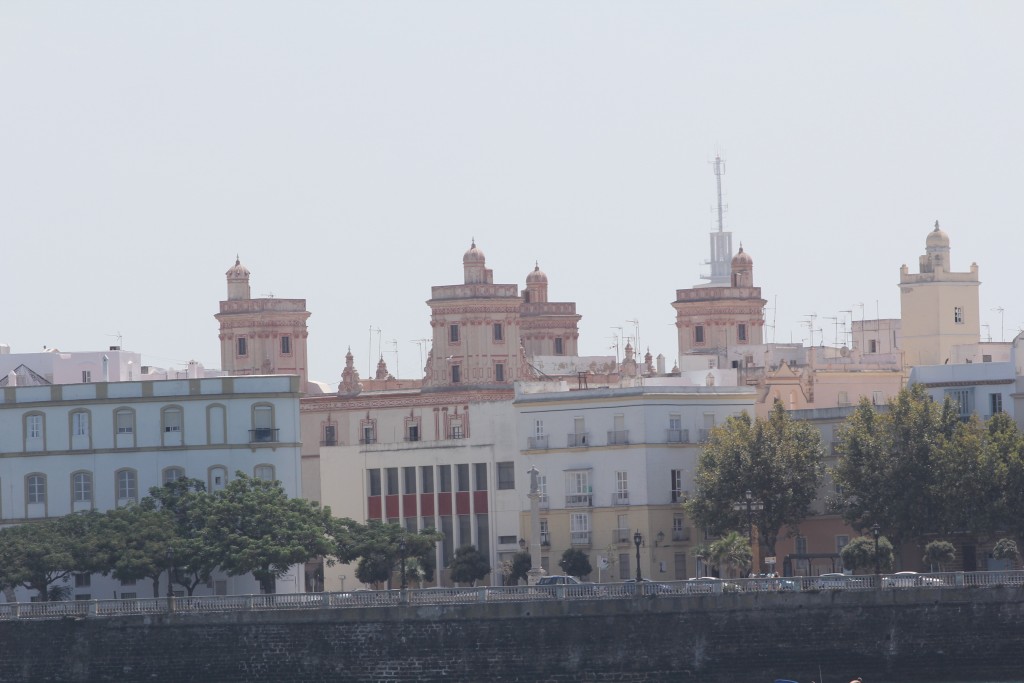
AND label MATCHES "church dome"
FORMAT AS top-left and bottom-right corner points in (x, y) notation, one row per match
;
(526, 262), (548, 284)
(226, 256), (250, 278)
(731, 245), (753, 267)
(926, 221), (950, 249)
(463, 240), (486, 264)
